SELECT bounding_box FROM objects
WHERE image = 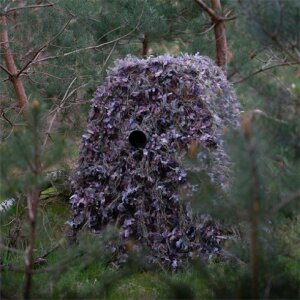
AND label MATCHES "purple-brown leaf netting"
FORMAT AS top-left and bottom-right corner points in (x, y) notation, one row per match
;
(69, 54), (240, 267)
